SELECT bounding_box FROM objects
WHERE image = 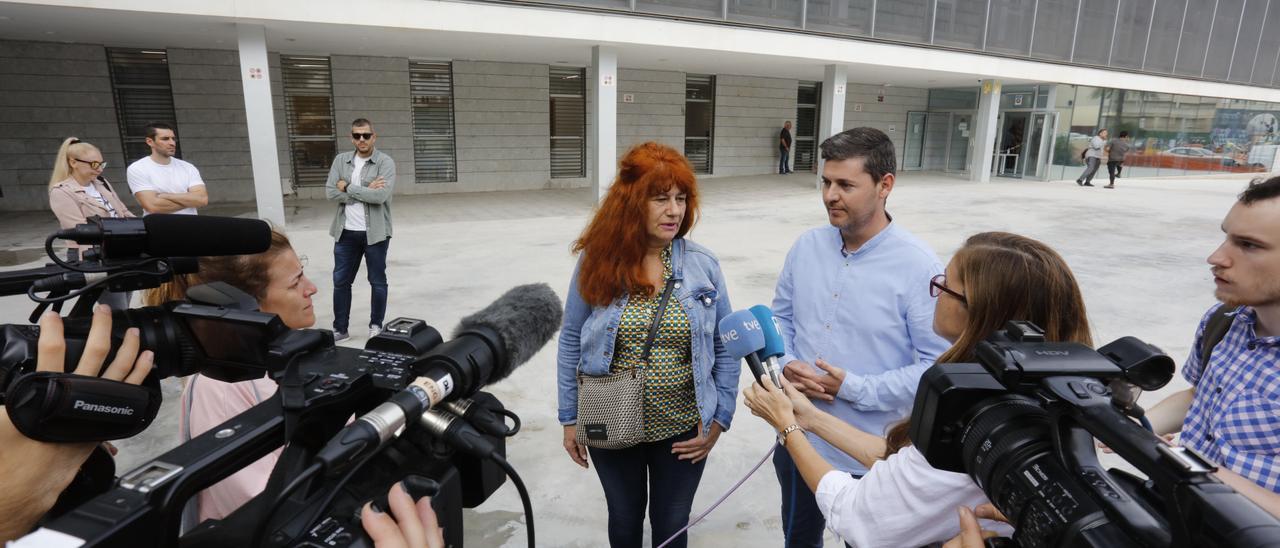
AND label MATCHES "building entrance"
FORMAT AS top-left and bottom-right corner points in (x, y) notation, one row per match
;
(993, 110), (1057, 179)
(903, 111), (970, 174)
